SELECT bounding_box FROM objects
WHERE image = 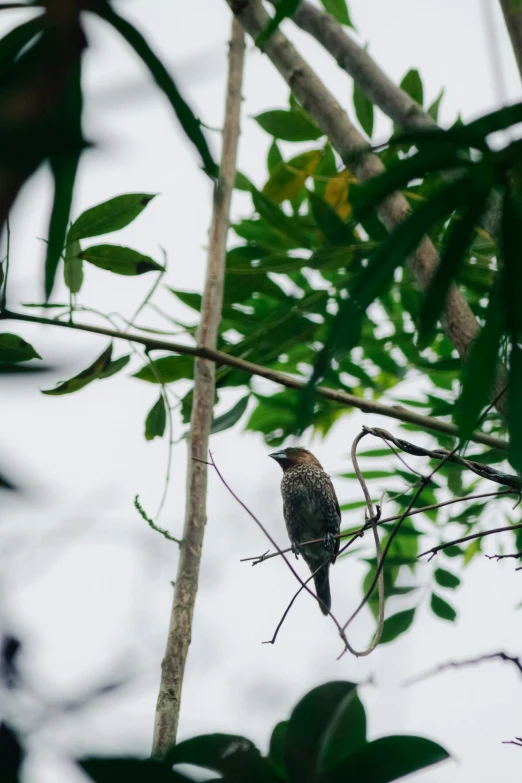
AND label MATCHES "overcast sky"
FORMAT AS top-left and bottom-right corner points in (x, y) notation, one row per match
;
(1, 1), (522, 782)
